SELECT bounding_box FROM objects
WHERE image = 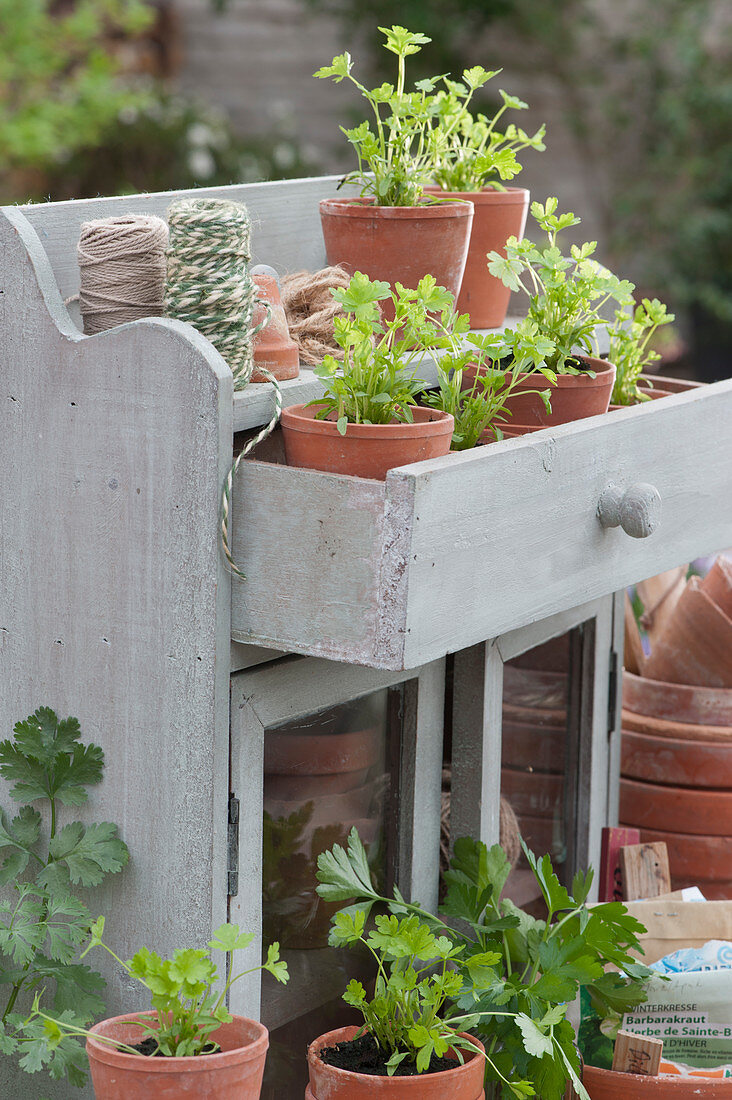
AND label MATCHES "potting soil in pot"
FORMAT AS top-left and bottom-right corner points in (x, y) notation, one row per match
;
(319, 1032), (459, 1077)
